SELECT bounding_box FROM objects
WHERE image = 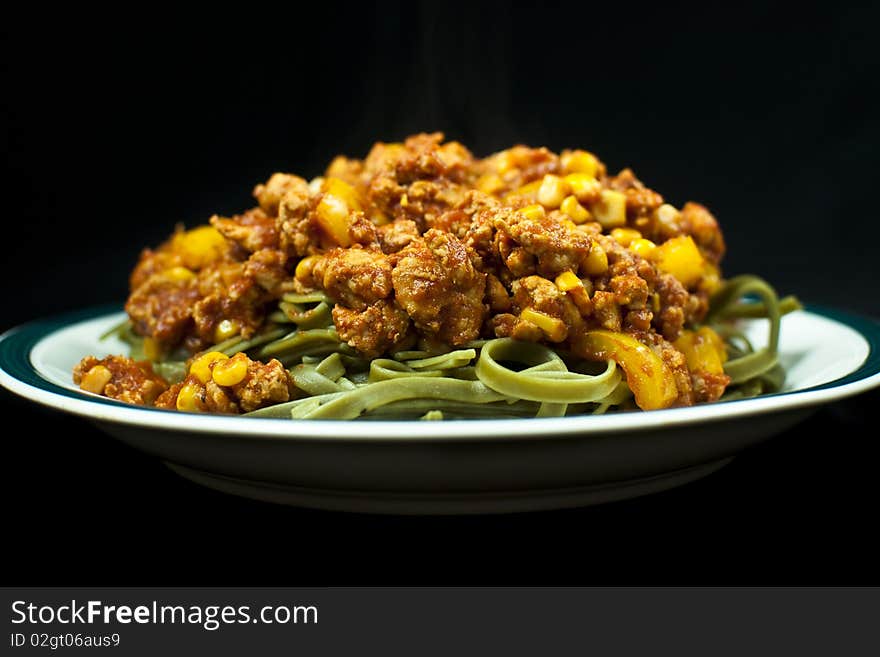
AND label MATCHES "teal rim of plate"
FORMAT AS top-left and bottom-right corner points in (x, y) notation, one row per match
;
(1, 303), (879, 416)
